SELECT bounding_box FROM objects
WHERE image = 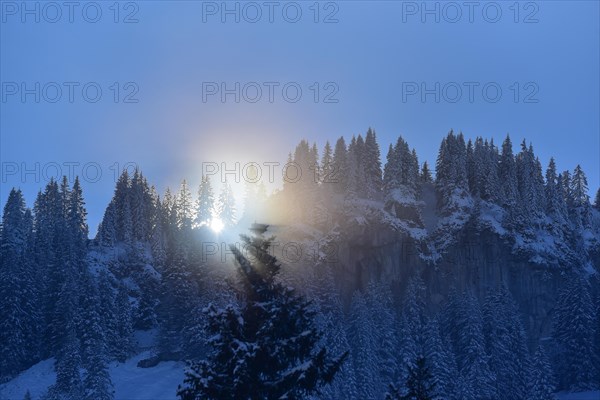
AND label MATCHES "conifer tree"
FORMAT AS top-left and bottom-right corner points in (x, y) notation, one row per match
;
(113, 171), (132, 242)
(435, 130), (469, 211)
(310, 265), (358, 399)
(466, 139), (476, 195)
(332, 136), (348, 194)
(366, 281), (400, 391)
(321, 141), (333, 186)
(545, 158), (568, 225)
(569, 165), (591, 228)
(97, 200), (118, 246)
(310, 142), (320, 186)
(499, 135), (518, 208)
(217, 181), (236, 228)
(114, 285), (134, 362)
(194, 176), (215, 228)
(45, 328), (83, 400)
(410, 149), (420, 189)
(552, 275), (597, 390)
(0, 189), (39, 375)
(83, 346), (114, 400)
(528, 346), (556, 400)
(424, 317), (458, 400)
(78, 274), (114, 400)
(178, 224), (346, 399)
(420, 162), (433, 183)
(444, 290), (496, 400)
(177, 180), (194, 232)
(515, 141), (546, 222)
(78, 271), (105, 369)
(348, 135), (367, 197)
(159, 245), (196, 357)
(384, 143), (399, 192)
(348, 290), (378, 399)
(129, 169), (154, 242)
(364, 128), (383, 199)
(483, 287), (530, 400)
(386, 357), (436, 400)
(134, 271), (159, 330)
(399, 276), (426, 380)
